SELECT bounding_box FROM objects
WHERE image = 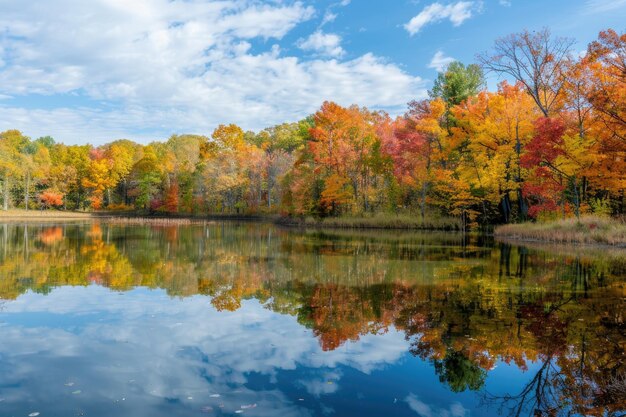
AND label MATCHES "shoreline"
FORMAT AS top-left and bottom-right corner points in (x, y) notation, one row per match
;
(0, 210), (463, 230)
(3, 211), (625, 248)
